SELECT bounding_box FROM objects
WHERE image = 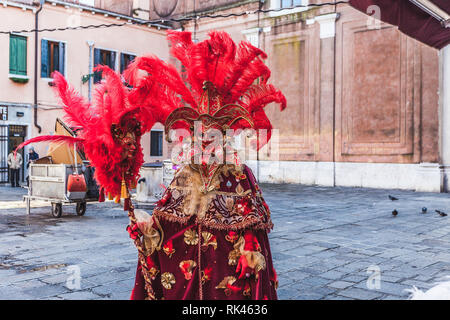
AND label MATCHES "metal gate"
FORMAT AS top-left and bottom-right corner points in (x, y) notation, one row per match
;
(0, 125), (8, 183)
